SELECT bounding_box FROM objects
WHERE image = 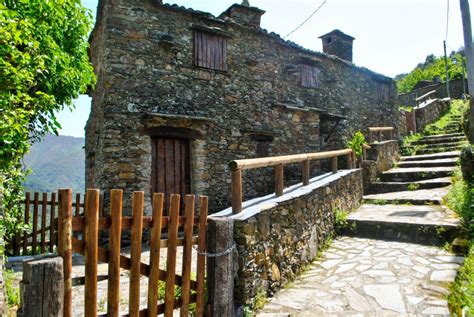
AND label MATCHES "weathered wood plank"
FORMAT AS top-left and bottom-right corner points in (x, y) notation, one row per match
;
(164, 194), (180, 316)
(50, 192), (56, 252)
(32, 192), (39, 254)
(107, 189), (122, 317)
(58, 189), (73, 317)
(129, 191), (144, 317)
(85, 189), (100, 317)
(195, 196), (208, 317)
(40, 193), (47, 254)
(180, 195), (195, 316)
(23, 192), (30, 255)
(147, 193), (164, 317)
